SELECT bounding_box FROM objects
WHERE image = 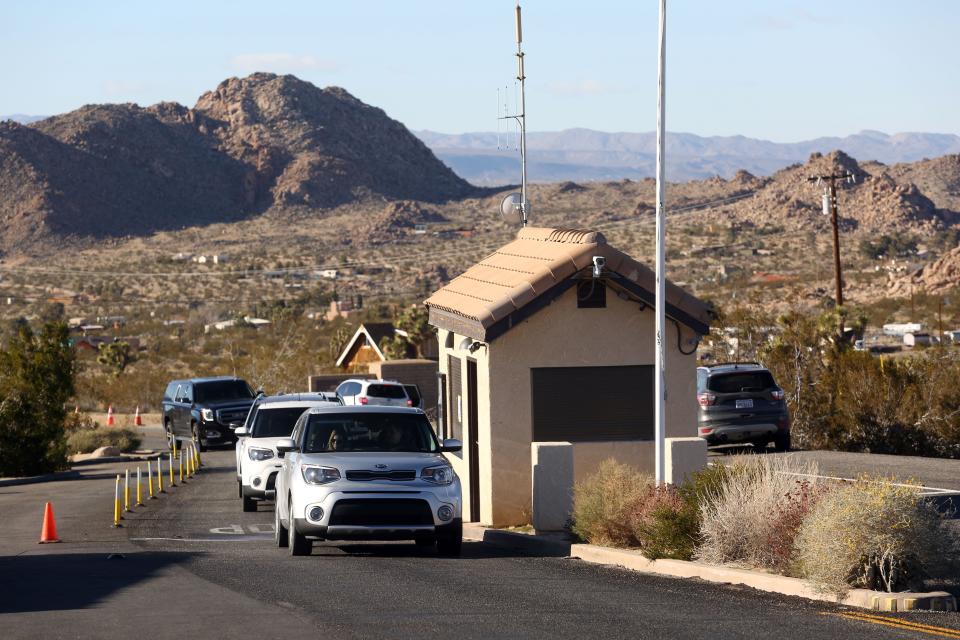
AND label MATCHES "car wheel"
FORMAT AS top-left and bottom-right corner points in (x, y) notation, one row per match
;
(192, 422), (206, 452)
(437, 523), (462, 557)
(288, 503), (311, 556)
(275, 502), (288, 548)
(165, 421), (177, 450)
(238, 479), (243, 499)
(774, 432), (791, 452)
(242, 494), (257, 513)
